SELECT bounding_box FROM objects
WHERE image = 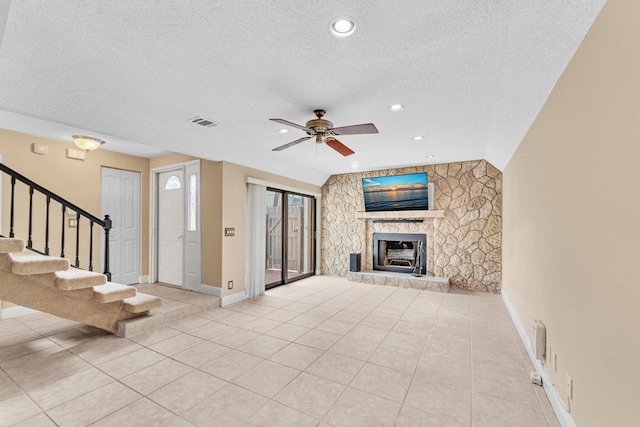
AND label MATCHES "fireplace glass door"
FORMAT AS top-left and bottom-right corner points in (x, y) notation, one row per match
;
(373, 232), (427, 275)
